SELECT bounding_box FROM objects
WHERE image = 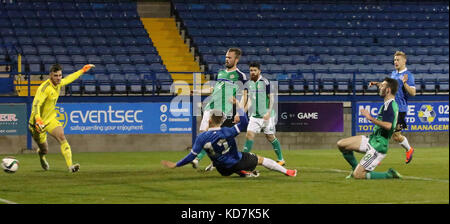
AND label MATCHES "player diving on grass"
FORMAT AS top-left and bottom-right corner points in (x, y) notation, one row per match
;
(161, 97), (297, 178)
(190, 47), (248, 171)
(337, 77), (402, 179)
(29, 63), (95, 172)
(242, 61), (285, 166)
